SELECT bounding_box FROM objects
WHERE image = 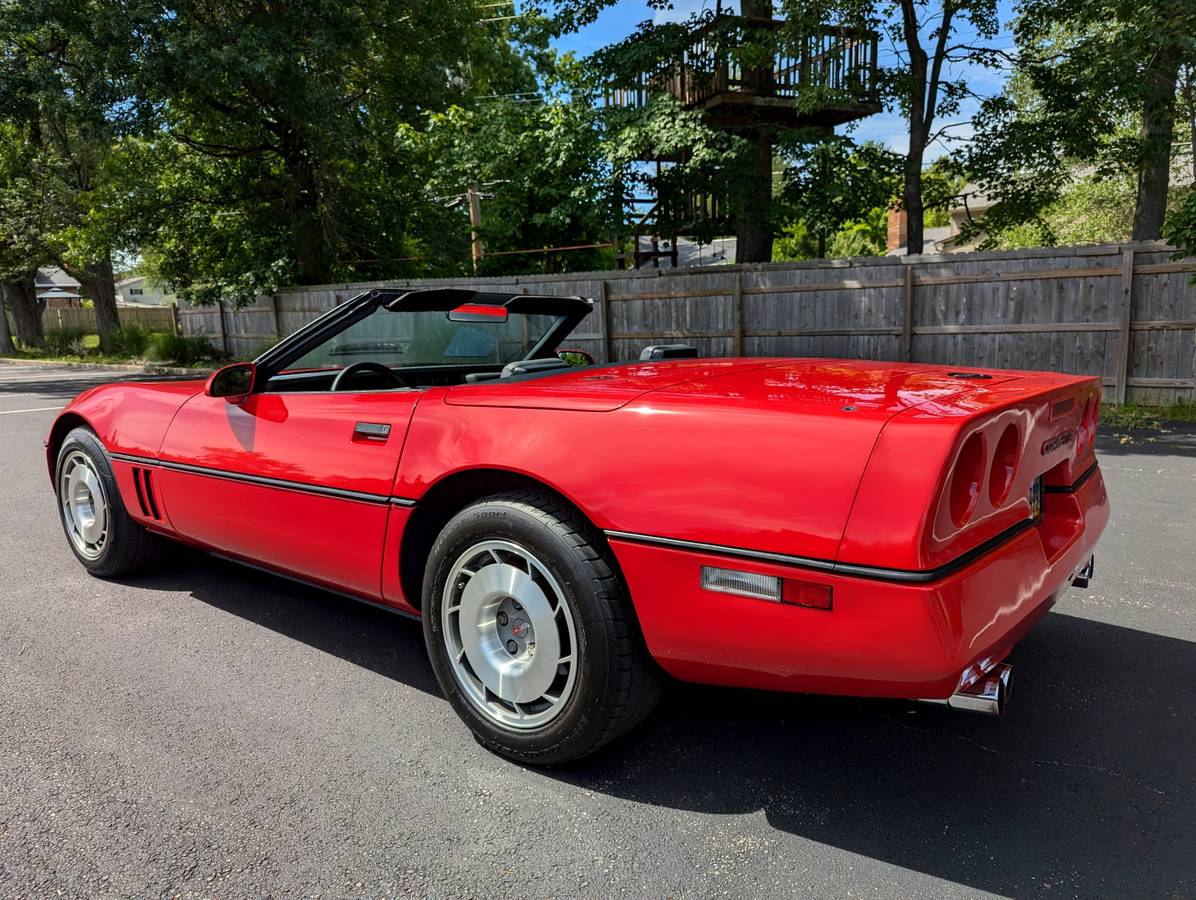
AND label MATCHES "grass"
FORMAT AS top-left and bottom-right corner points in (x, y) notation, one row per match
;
(1101, 400), (1196, 430)
(5, 327), (220, 369)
